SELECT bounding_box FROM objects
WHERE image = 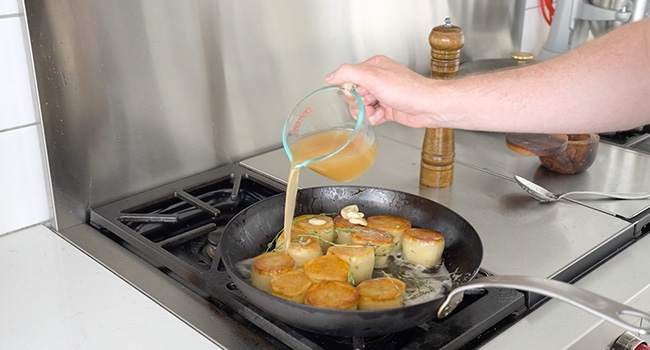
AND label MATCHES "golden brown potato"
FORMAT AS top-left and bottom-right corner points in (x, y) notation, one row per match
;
(270, 270), (313, 304)
(367, 215), (412, 251)
(326, 245), (375, 284)
(304, 281), (358, 310)
(356, 277), (406, 310)
(275, 229), (323, 268)
(302, 255), (350, 283)
(349, 227), (394, 268)
(333, 215), (363, 244)
(258, 205), (447, 311)
(292, 214), (336, 251)
(251, 252), (295, 293)
(401, 228), (445, 268)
